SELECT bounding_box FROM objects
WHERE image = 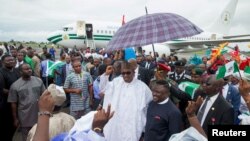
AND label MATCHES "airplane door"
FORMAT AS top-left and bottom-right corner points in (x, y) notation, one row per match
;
(86, 24), (93, 39)
(77, 21), (86, 37)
